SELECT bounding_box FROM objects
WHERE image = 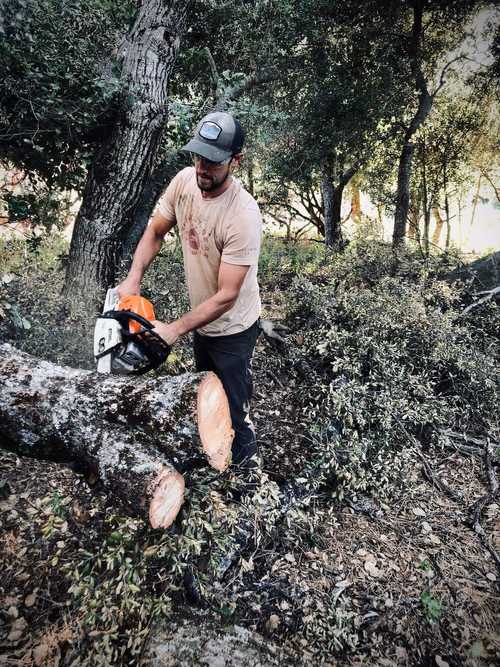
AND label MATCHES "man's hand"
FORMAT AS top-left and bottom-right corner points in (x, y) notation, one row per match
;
(116, 276), (141, 300)
(151, 320), (181, 346)
(259, 319), (289, 345)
